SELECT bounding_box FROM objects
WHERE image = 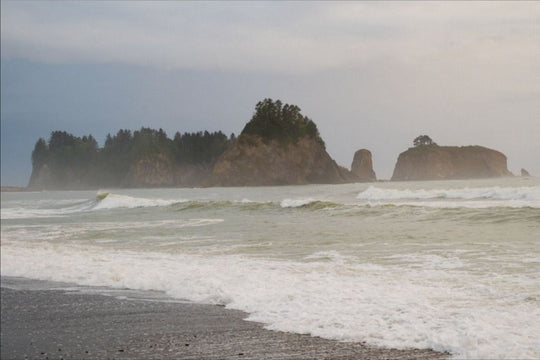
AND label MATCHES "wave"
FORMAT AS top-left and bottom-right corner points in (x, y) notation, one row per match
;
(3, 186), (539, 221)
(93, 193), (182, 210)
(1, 244), (538, 359)
(357, 186), (540, 208)
(0, 198), (98, 219)
(280, 198), (341, 210)
(1, 193), (316, 219)
(0, 193), (187, 219)
(88, 194), (341, 212)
